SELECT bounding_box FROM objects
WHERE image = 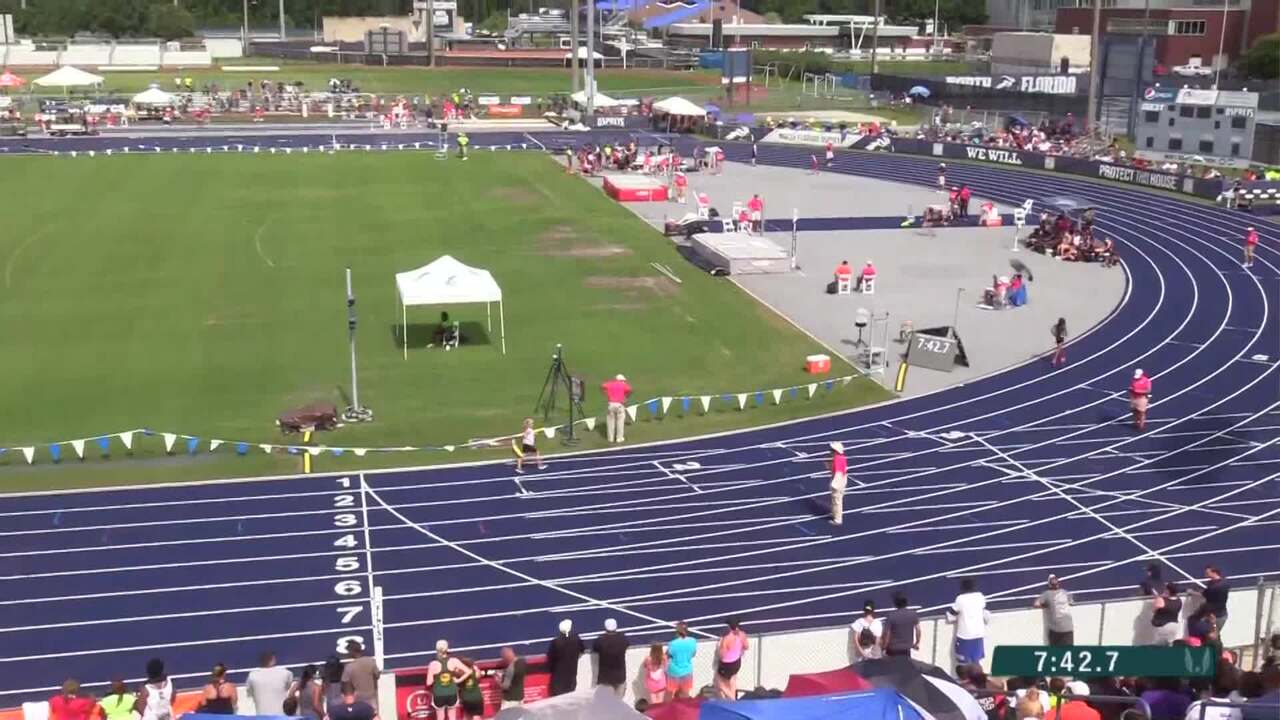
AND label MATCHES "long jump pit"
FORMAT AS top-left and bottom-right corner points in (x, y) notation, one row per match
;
(603, 174), (669, 202)
(690, 231), (791, 275)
